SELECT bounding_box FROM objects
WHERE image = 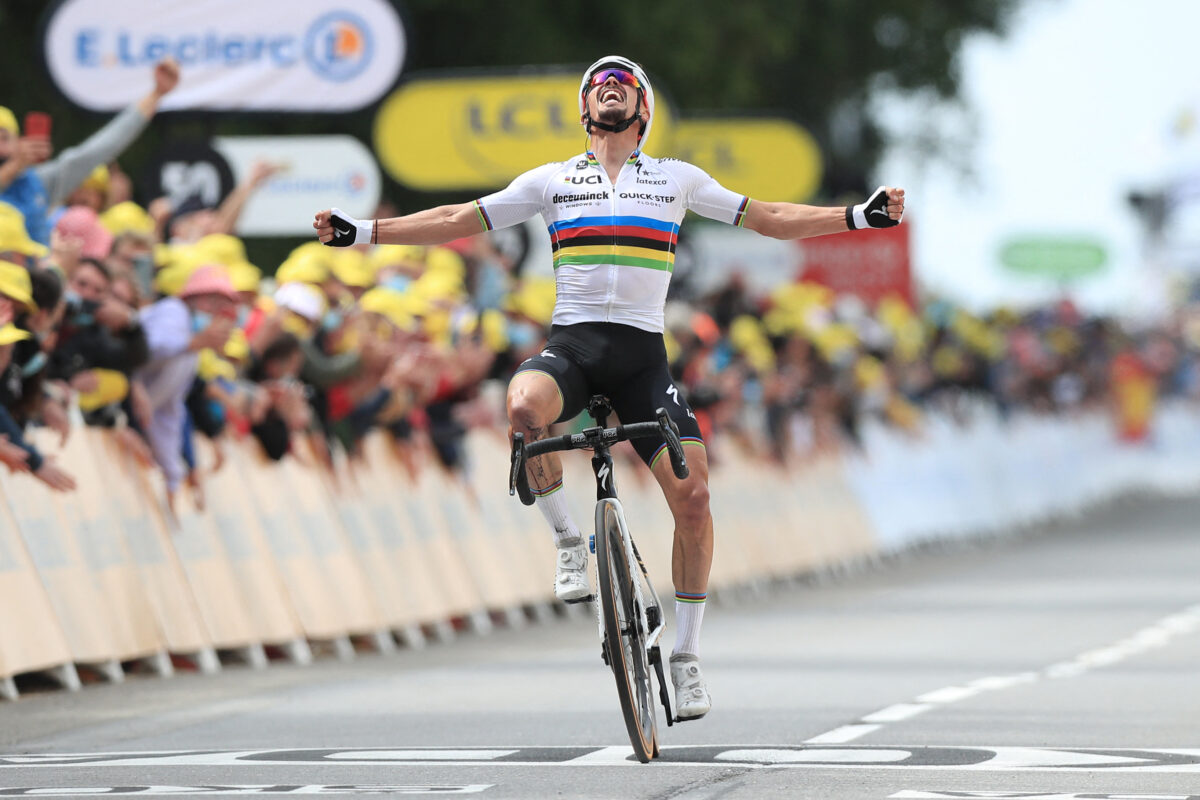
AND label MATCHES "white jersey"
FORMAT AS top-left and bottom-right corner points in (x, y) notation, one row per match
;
(474, 151), (750, 333)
